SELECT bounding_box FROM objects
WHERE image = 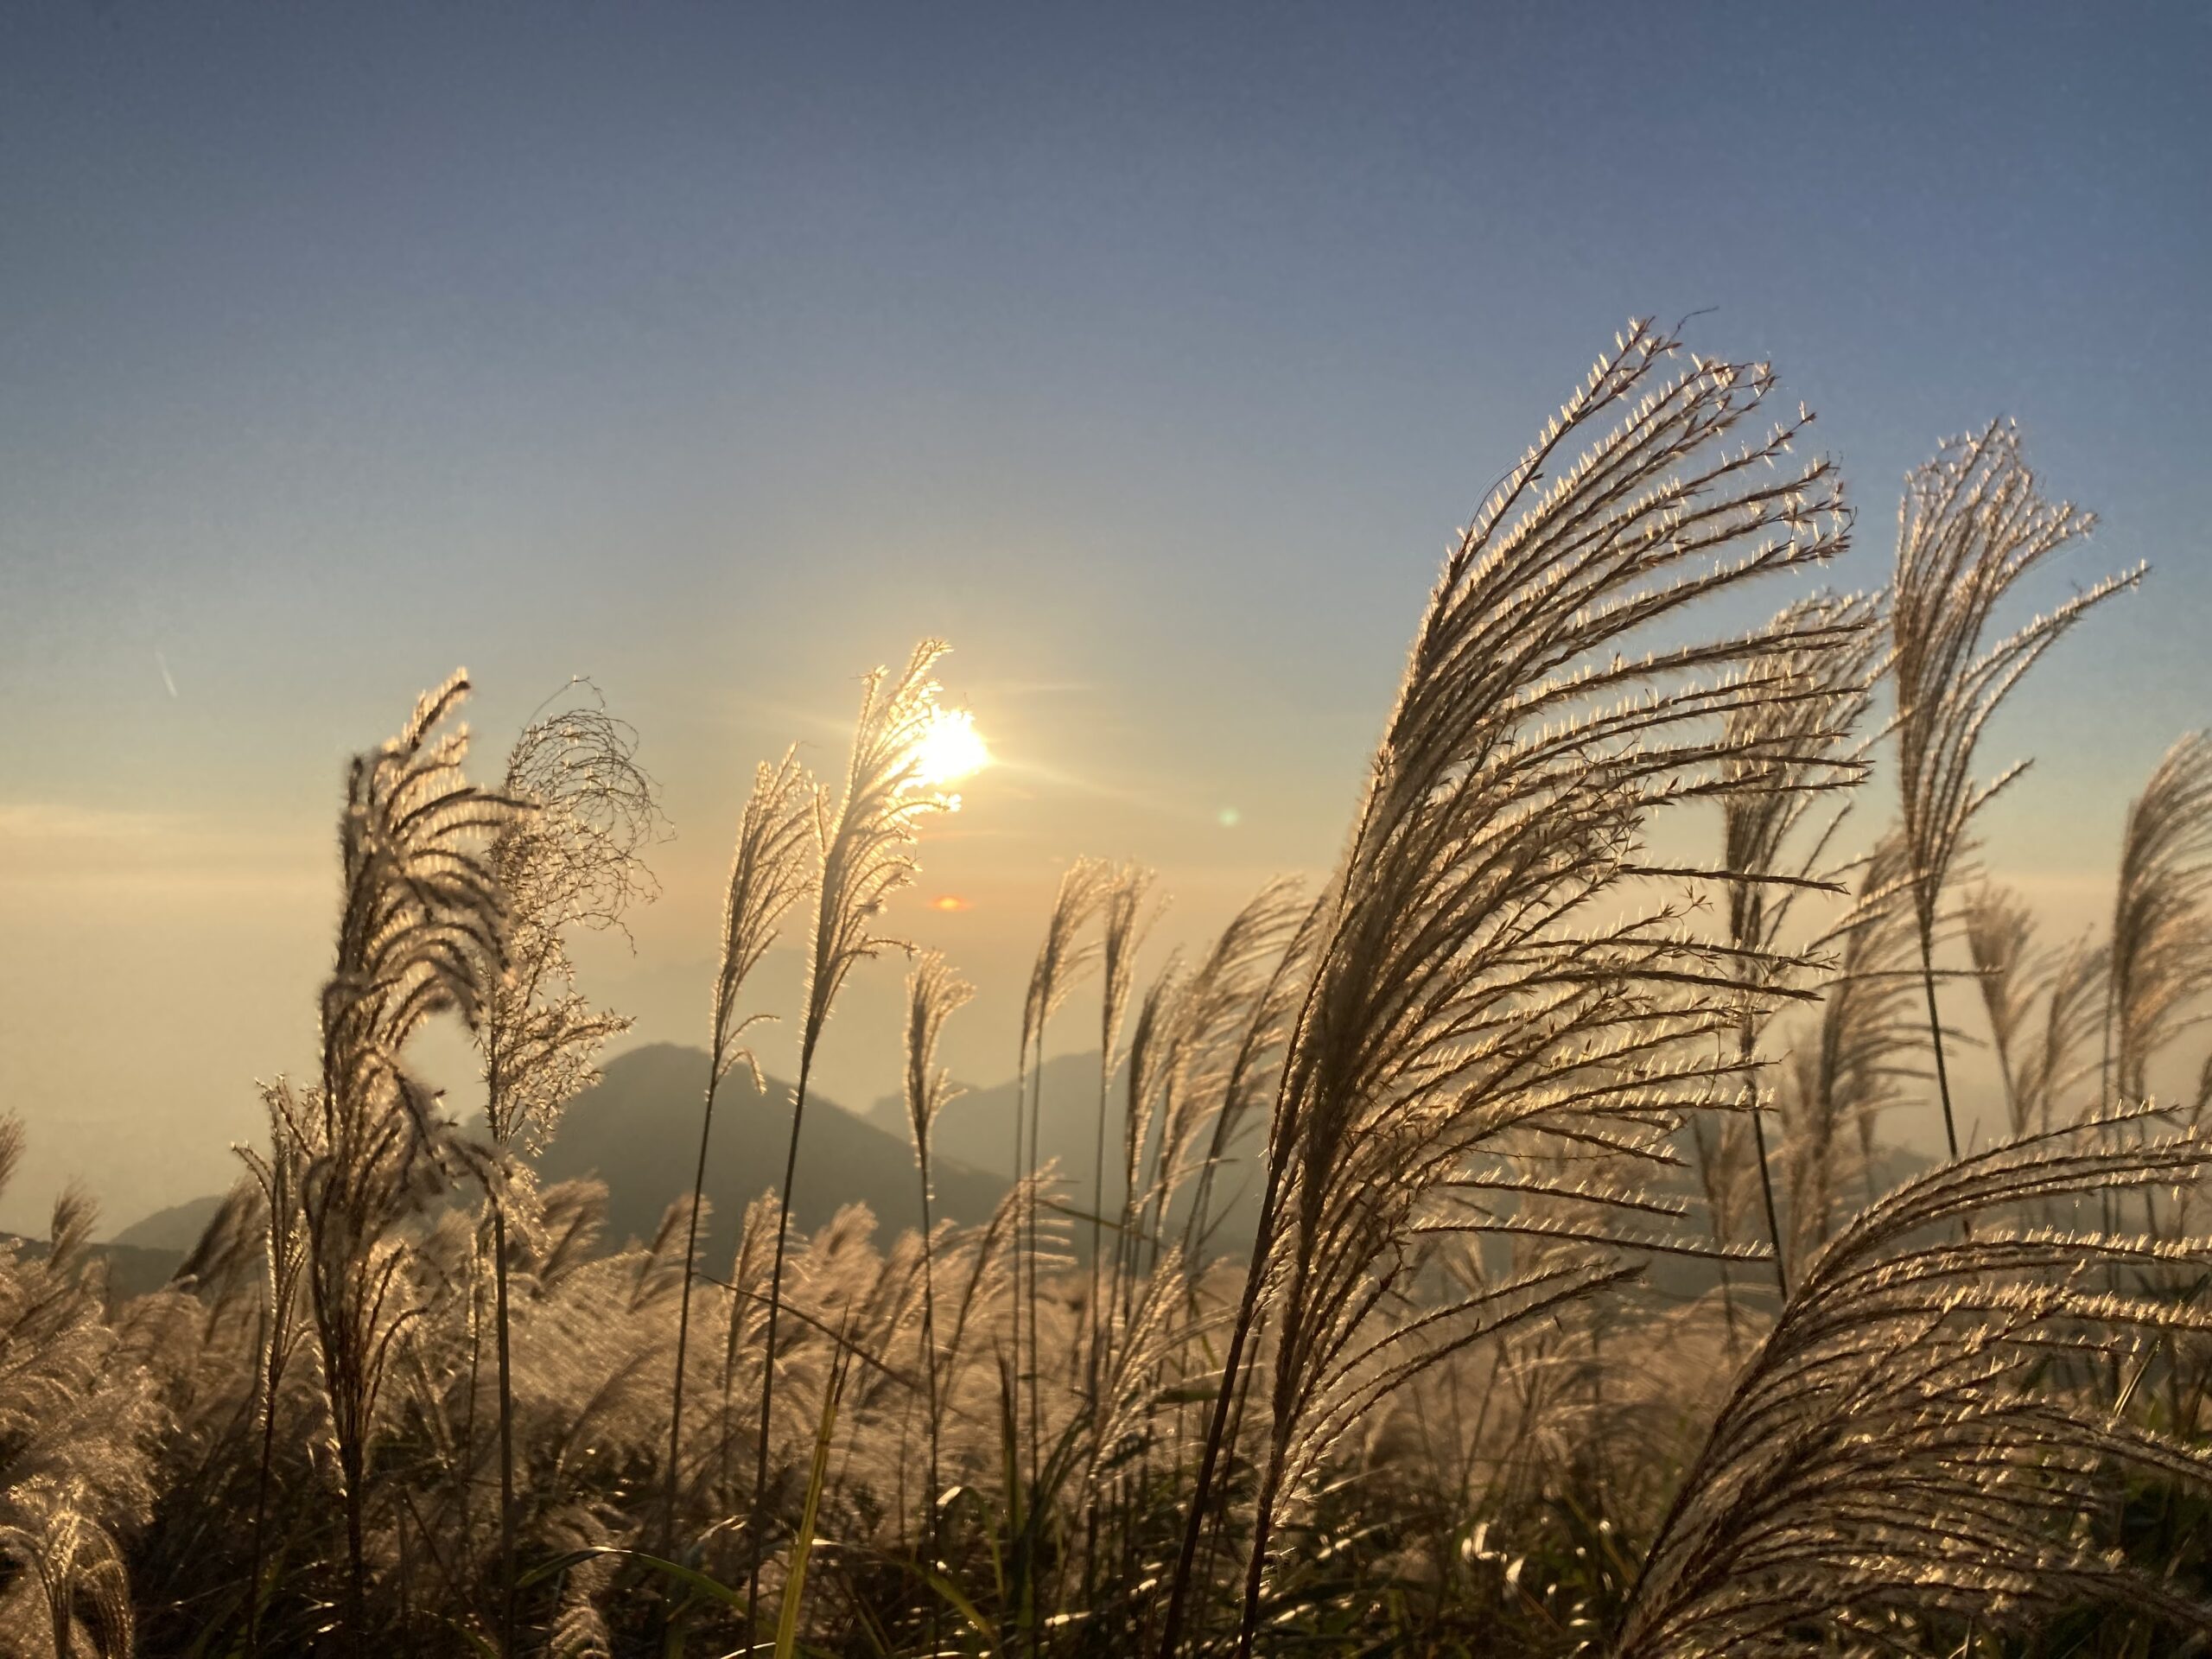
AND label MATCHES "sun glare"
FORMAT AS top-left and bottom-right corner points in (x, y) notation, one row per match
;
(912, 707), (991, 788)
